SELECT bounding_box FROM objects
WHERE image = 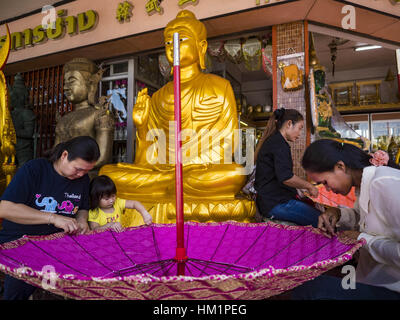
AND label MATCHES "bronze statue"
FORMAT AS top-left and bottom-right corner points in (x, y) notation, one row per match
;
(100, 11), (254, 226)
(54, 58), (114, 169)
(10, 73), (36, 167)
